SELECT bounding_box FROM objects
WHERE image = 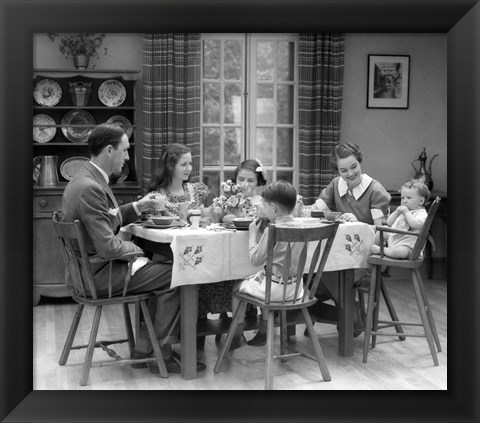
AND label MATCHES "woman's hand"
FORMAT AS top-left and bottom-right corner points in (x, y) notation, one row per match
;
(136, 193), (166, 213)
(340, 212), (358, 222)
